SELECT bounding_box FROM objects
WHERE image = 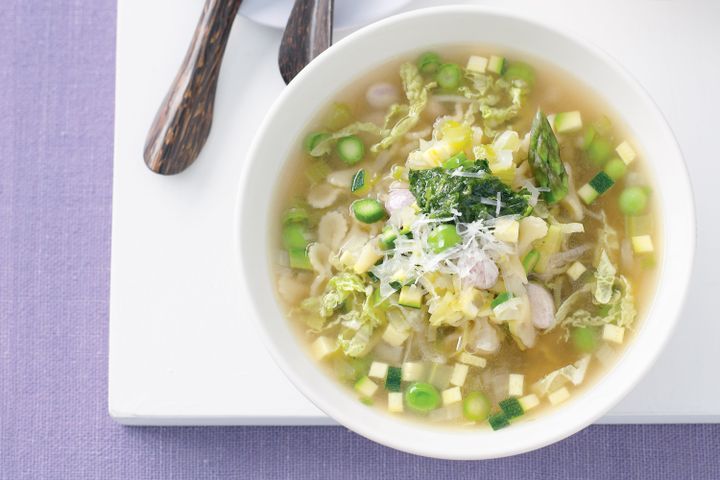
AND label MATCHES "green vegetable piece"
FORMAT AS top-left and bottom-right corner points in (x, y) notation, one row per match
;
(487, 55), (506, 75)
(417, 52), (441, 74)
(522, 249), (540, 273)
(604, 157), (627, 180)
(385, 367), (402, 392)
(528, 110), (568, 203)
(619, 186), (649, 216)
(337, 135), (366, 165)
(427, 224), (462, 253)
(488, 412), (510, 431)
(587, 137), (613, 166)
(304, 132), (330, 156)
(323, 102), (353, 130)
(499, 397), (524, 419)
(398, 285), (423, 309)
(409, 162), (532, 222)
(305, 158), (331, 183)
(589, 171), (614, 194)
(582, 126), (597, 150)
(282, 223), (308, 249)
(352, 199), (386, 224)
(571, 327), (599, 353)
(442, 152), (469, 170)
(288, 247), (312, 270)
(503, 61), (535, 85)
(405, 382), (441, 413)
(491, 291), (513, 309)
(463, 391), (491, 421)
(351, 169), (367, 193)
(436, 63), (462, 90)
(282, 207), (308, 225)
(379, 225), (398, 250)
